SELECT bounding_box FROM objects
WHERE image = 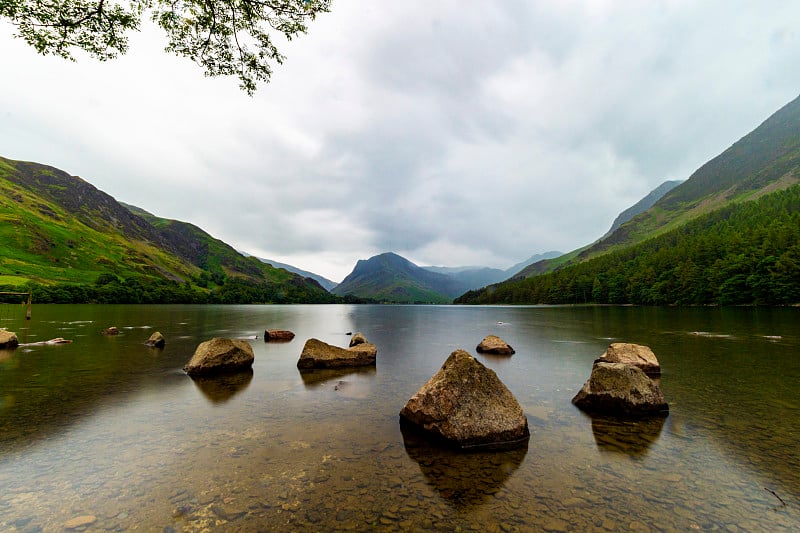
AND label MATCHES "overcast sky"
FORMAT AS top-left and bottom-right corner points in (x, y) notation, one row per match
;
(2, 1), (800, 282)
